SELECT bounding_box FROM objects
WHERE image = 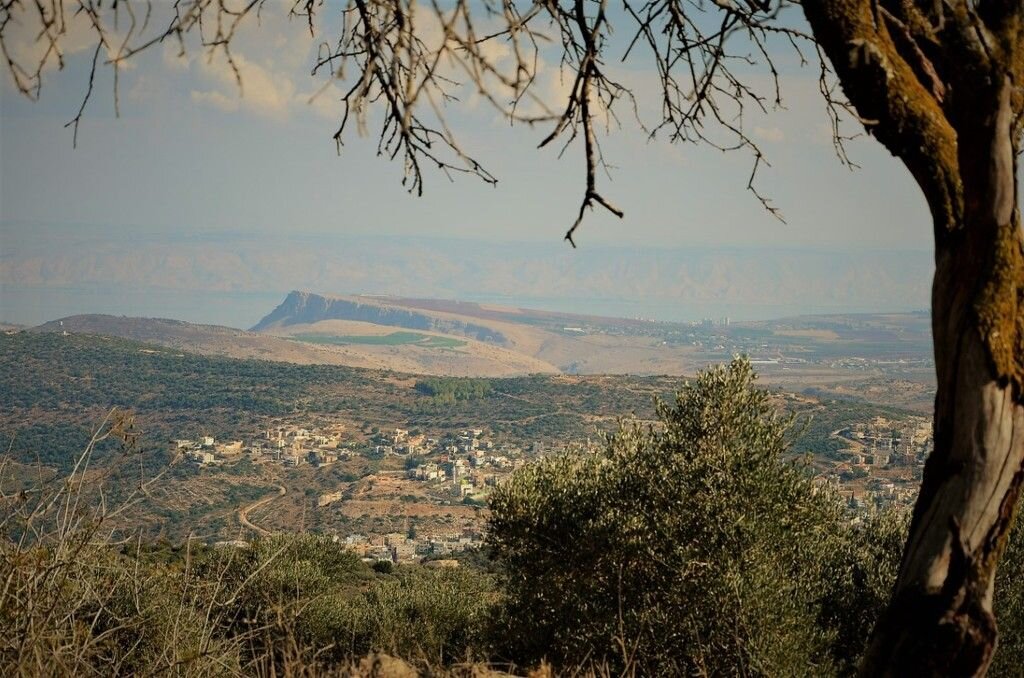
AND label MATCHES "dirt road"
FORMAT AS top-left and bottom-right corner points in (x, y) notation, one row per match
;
(238, 484), (286, 536)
